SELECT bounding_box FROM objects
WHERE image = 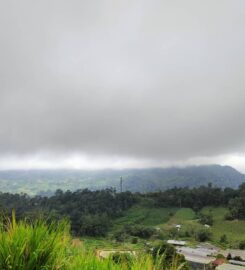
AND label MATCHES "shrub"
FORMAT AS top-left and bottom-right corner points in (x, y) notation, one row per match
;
(110, 252), (133, 267)
(226, 253), (232, 260)
(233, 256), (242, 261)
(199, 213), (213, 226)
(195, 229), (212, 242)
(152, 243), (190, 270)
(131, 237), (138, 244)
(168, 227), (179, 238)
(239, 240), (245, 250)
(220, 234), (228, 244)
(216, 254), (225, 259)
(224, 212), (234, 220)
(114, 231), (127, 242)
(124, 225), (155, 239)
